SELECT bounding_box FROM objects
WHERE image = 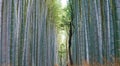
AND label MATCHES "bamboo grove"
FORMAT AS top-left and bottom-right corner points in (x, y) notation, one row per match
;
(0, 0), (59, 66)
(0, 0), (120, 66)
(69, 0), (120, 65)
